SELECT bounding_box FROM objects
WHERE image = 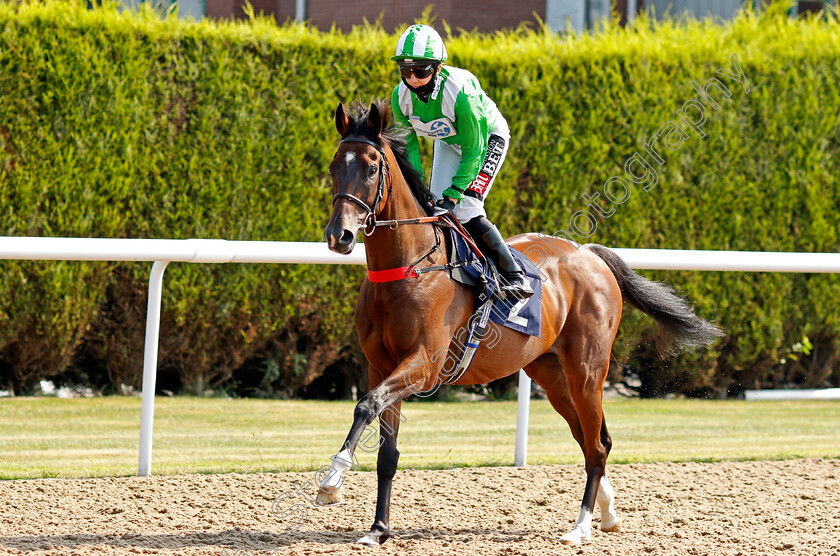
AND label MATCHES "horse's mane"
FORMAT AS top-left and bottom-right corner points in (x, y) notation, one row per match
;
(344, 100), (434, 215)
